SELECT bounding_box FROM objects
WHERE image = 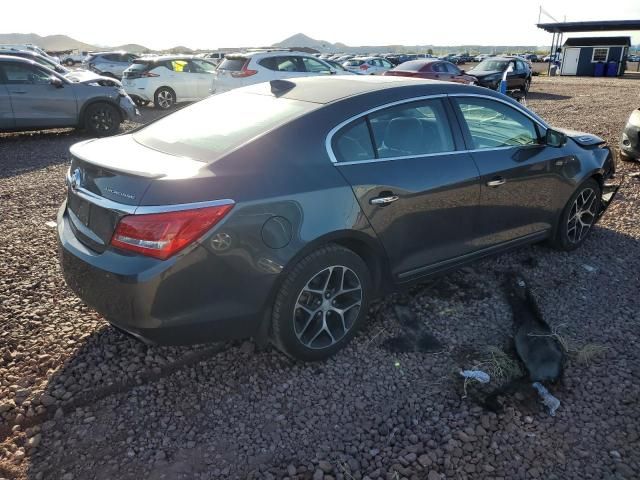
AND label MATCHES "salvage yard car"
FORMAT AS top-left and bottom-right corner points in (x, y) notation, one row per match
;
(57, 76), (615, 361)
(0, 55), (138, 136)
(383, 59), (477, 84)
(122, 55), (217, 109)
(467, 56), (532, 92)
(211, 50), (350, 94)
(620, 107), (640, 161)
